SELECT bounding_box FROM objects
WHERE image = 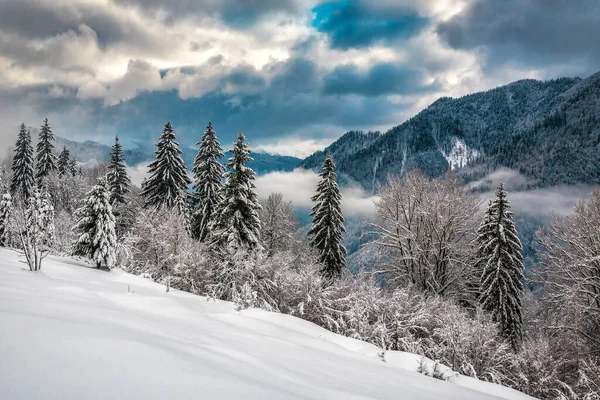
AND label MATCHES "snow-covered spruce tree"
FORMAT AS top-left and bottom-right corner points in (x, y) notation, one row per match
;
(191, 121), (224, 241)
(107, 136), (131, 206)
(479, 182), (524, 350)
(0, 193), (12, 246)
(57, 146), (71, 177)
(10, 124), (35, 200)
(210, 133), (261, 252)
(68, 158), (78, 177)
(36, 118), (58, 185)
(308, 155), (347, 279)
(72, 178), (117, 269)
(471, 200), (495, 301)
(141, 122), (191, 210)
